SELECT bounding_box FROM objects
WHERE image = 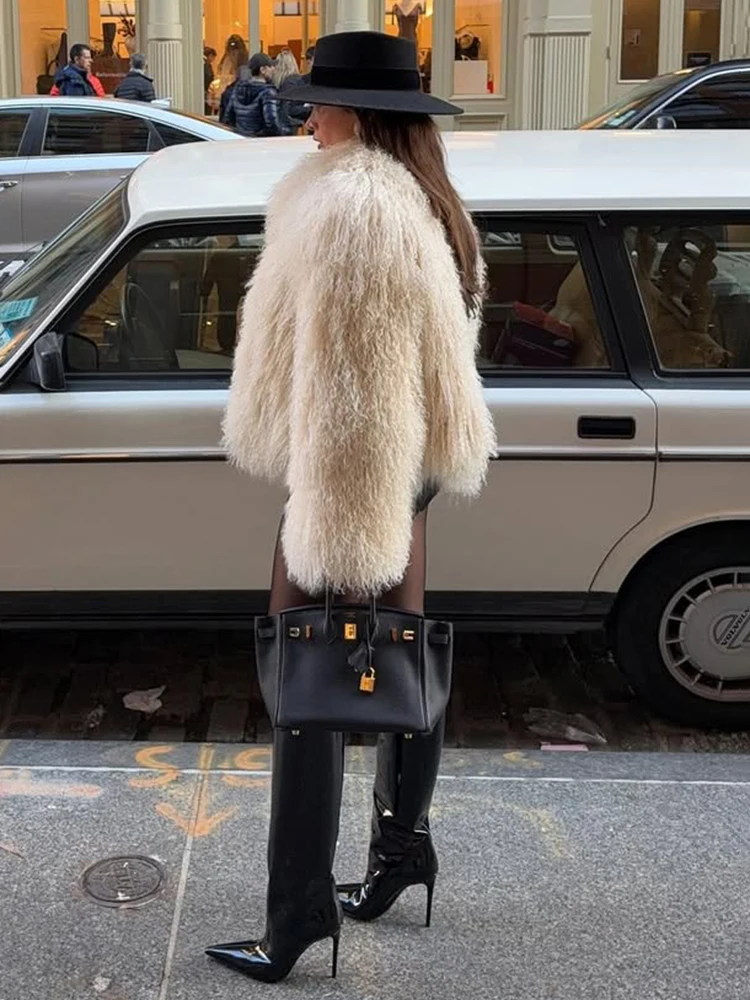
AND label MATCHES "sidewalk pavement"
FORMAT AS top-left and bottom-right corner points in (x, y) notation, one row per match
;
(1, 740), (749, 1000)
